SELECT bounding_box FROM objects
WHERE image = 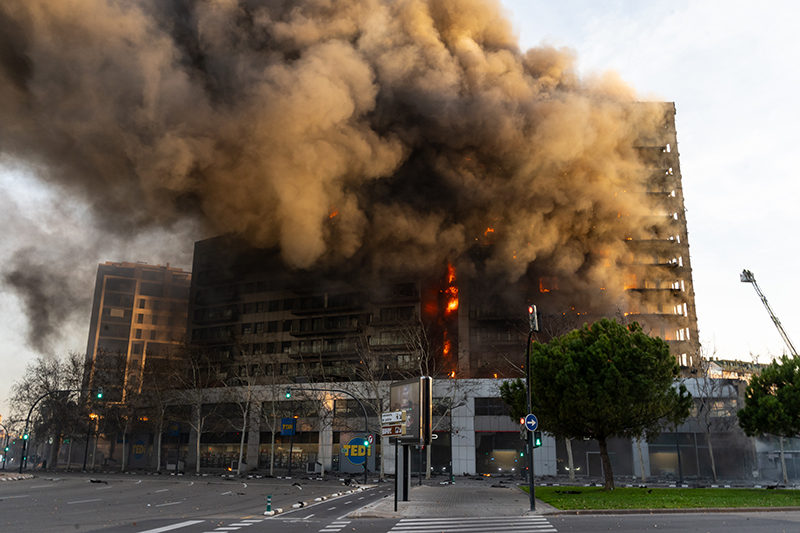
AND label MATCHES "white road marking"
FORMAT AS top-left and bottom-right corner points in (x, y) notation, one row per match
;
(302, 514), (315, 519)
(137, 521), (205, 533)
(221, 491), (232, 495)
(67, 498), (101, 504)
(156, 501), (182, 507)
(156, 488), (169, 493)
(327, 507), (336, 510)
(30, 485), (55, 489)
(0, 495), (29, 499)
